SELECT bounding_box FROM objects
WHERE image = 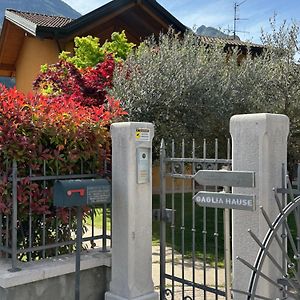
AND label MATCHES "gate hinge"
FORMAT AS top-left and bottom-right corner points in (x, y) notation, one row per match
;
(152, 209), (174, 223)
